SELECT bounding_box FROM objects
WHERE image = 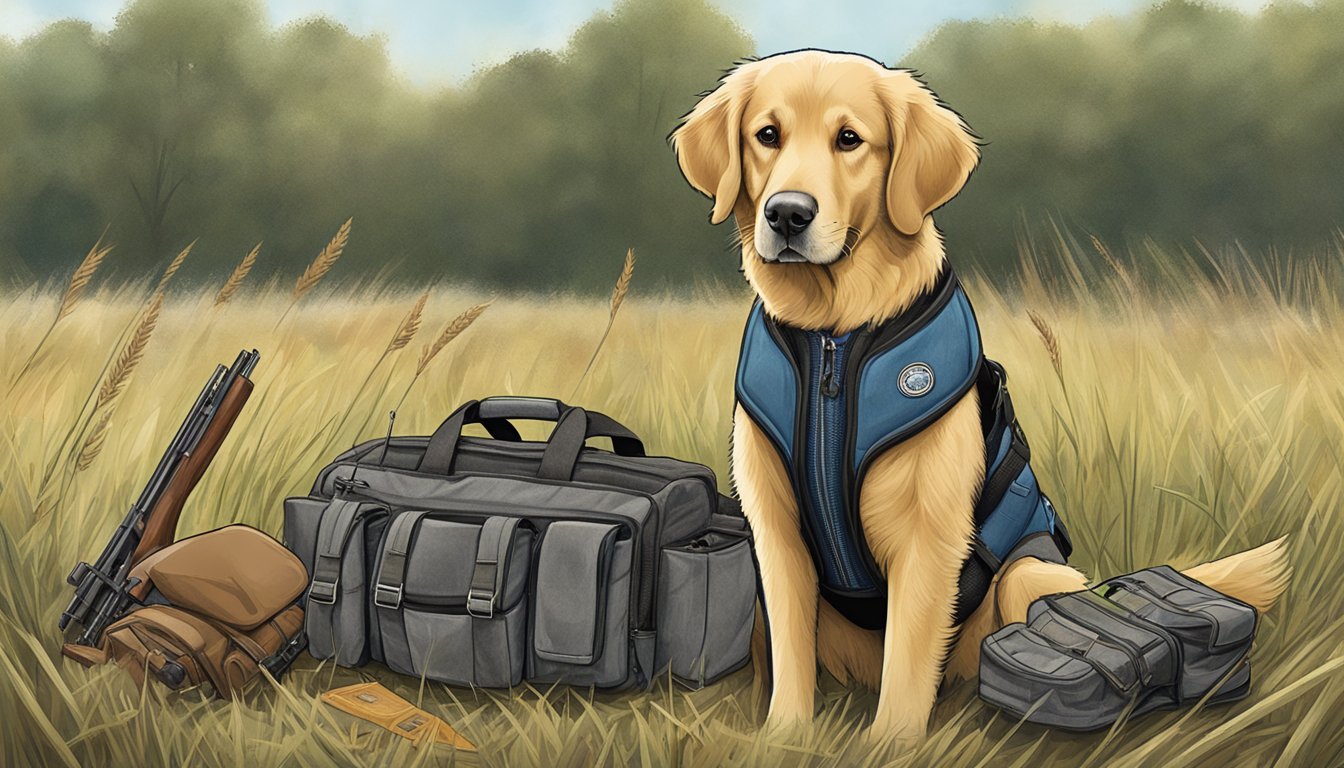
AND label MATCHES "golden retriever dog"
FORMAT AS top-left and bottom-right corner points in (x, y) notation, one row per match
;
(670, 50), (1290, 745)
